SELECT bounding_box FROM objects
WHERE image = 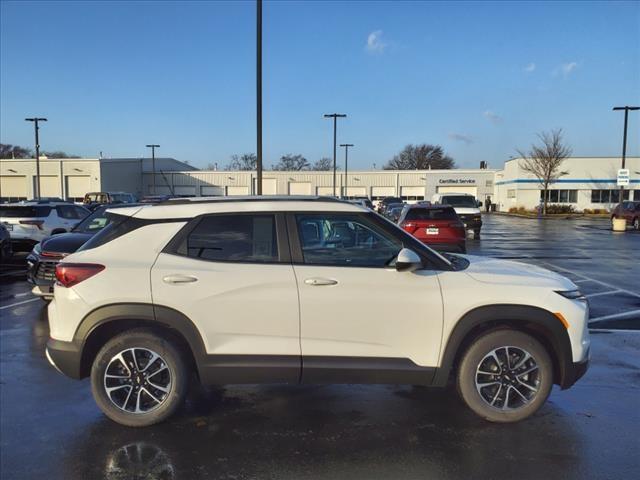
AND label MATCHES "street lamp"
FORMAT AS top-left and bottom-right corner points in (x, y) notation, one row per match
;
(25, 117), (47, 200)
(613, 106), (639, 202)
(145, 144), (160, 194)
(340, 143), (354, 198)
(256, 0), (263, 195)
(324, 113), (347, 196)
